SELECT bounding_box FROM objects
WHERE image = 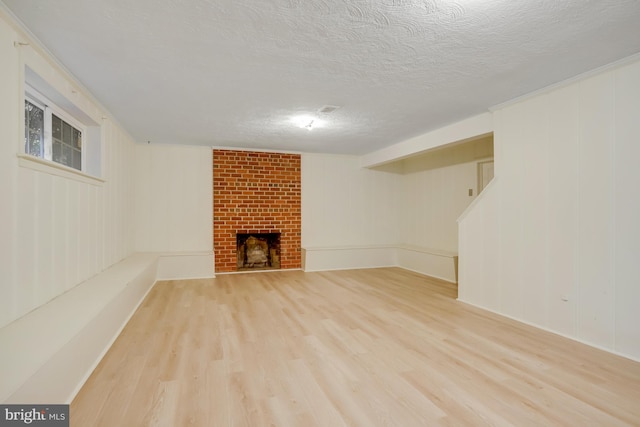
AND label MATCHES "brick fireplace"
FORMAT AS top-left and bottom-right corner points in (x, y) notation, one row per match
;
(213, 150), (301, 273)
